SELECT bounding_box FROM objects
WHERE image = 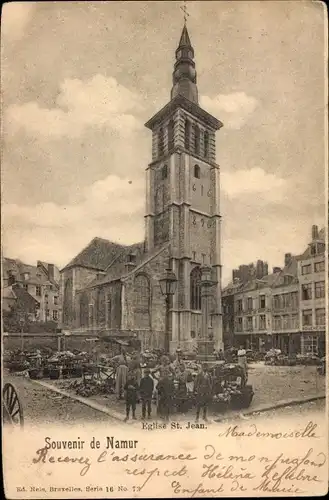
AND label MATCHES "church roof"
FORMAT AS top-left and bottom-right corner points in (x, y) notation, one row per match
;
(62, 237), (129, 271)
(80, 242), (168, 291)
